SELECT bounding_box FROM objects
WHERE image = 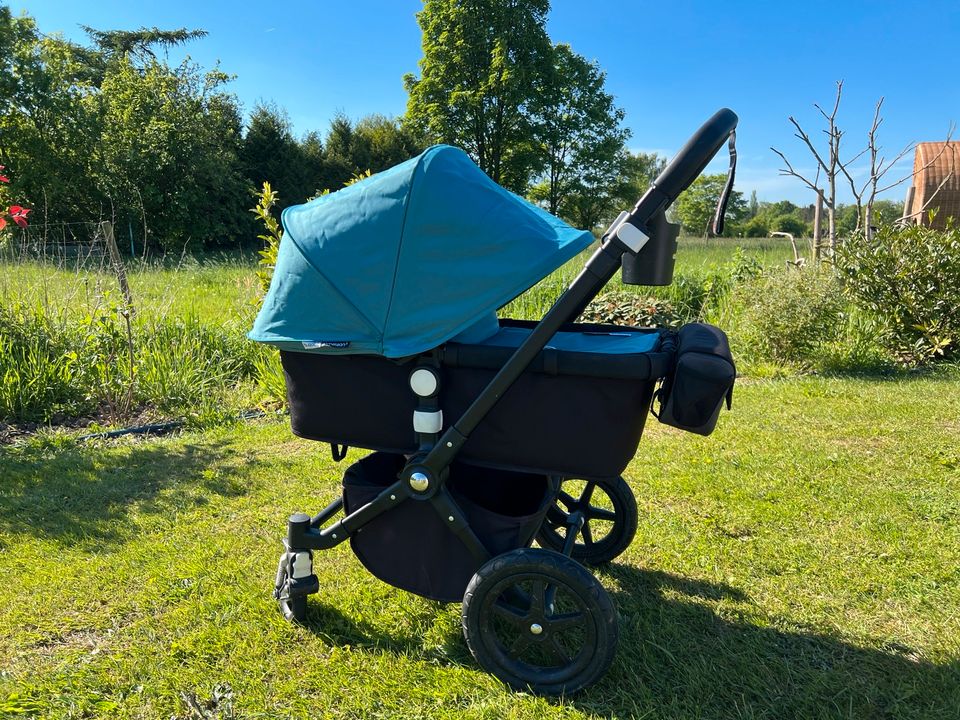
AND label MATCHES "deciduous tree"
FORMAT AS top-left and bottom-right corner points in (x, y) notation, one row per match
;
(673, 173), (746, 237)
(404, 0), (552, 192)
(528, 44), (629, 218)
